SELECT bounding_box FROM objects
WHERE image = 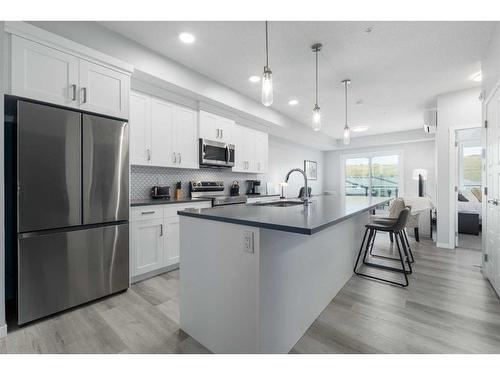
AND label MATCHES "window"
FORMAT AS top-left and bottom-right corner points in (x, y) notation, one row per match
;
(460, 145), (482, 192)
(343, 153), (401, 198)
